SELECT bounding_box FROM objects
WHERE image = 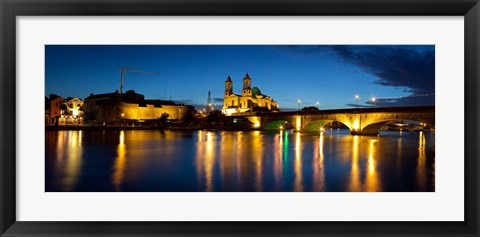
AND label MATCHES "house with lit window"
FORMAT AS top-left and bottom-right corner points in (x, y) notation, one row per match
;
(64, 97), (84, 124)
(46, 95), (65, 125)
(45, 95), (85, 125)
